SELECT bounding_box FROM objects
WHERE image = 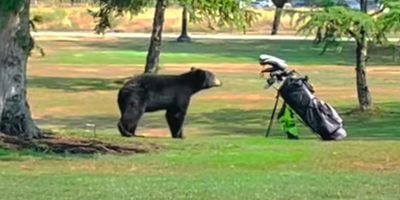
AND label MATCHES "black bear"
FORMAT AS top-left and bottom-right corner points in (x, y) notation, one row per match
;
(117, 67), (222, 138)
